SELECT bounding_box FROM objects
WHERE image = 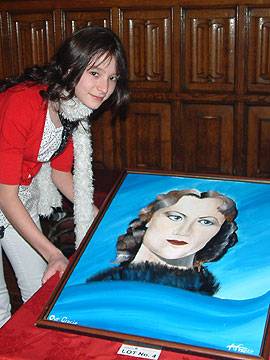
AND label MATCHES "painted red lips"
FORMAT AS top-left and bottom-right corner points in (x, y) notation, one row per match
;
(166, 240), (188, 246)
